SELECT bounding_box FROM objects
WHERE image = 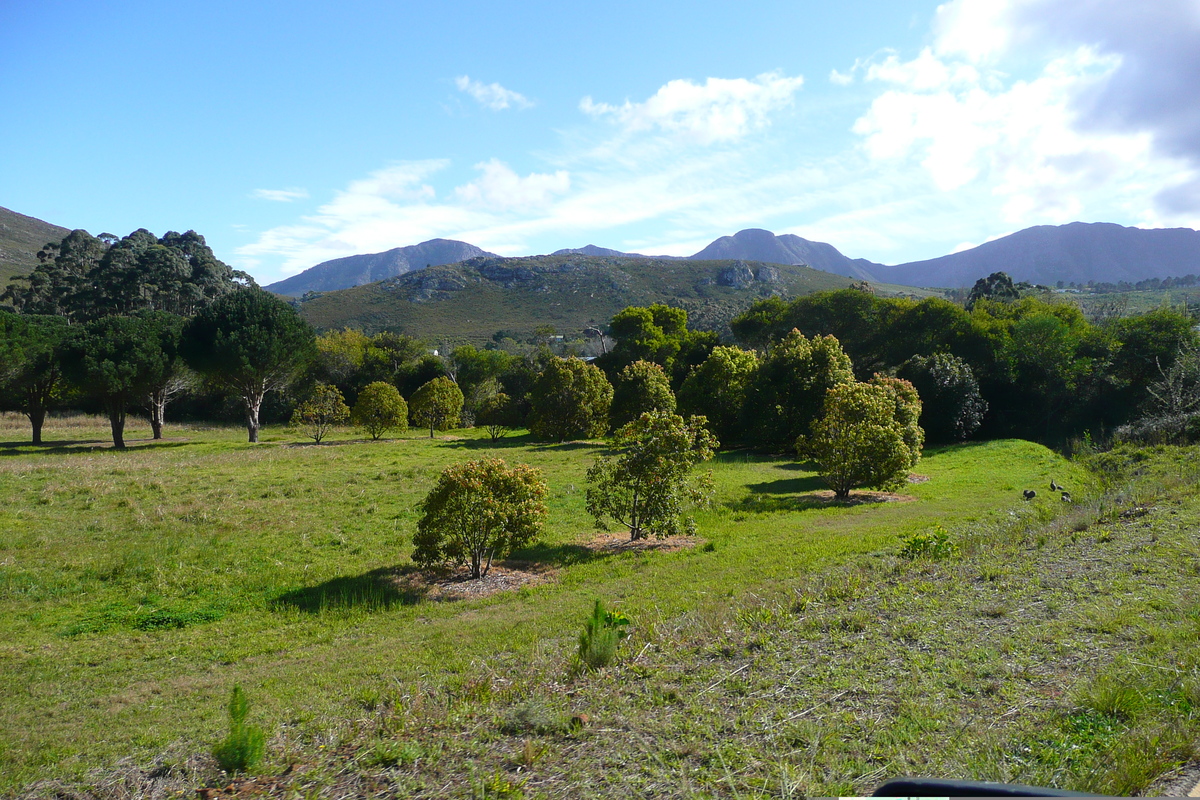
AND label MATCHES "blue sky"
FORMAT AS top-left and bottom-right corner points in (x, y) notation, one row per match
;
(2, 1), (1199, 284)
